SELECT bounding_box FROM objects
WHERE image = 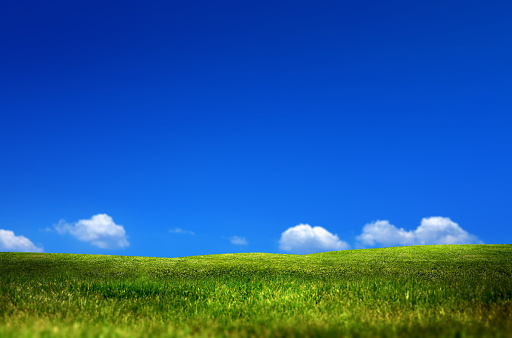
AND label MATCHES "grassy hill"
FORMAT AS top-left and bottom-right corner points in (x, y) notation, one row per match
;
(1, 245), (511, 337)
